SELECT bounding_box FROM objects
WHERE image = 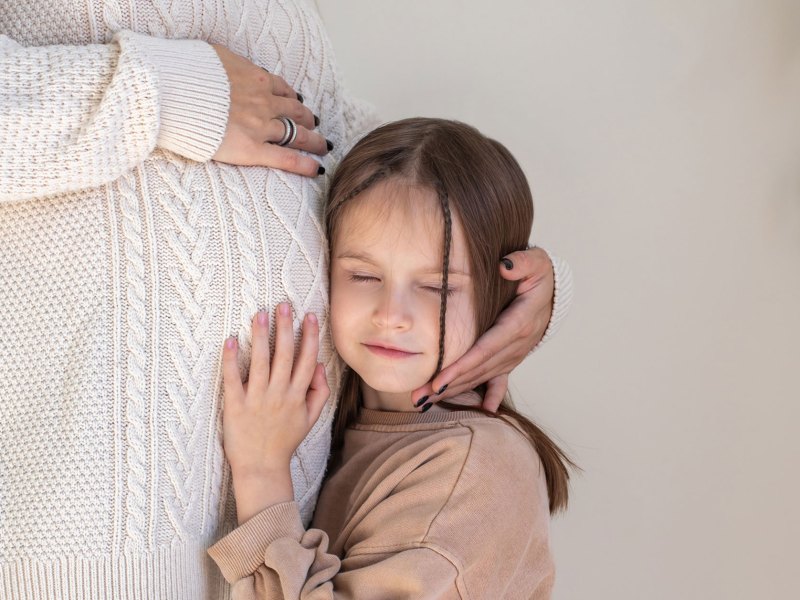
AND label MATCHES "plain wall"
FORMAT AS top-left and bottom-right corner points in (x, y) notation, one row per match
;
(317, 1), (800, 598)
